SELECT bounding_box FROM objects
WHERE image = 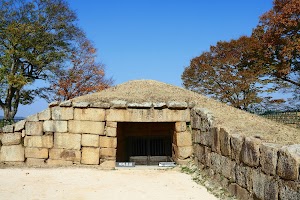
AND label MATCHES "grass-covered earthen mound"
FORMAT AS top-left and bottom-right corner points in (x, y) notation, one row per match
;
(73, 80), (300, 145)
